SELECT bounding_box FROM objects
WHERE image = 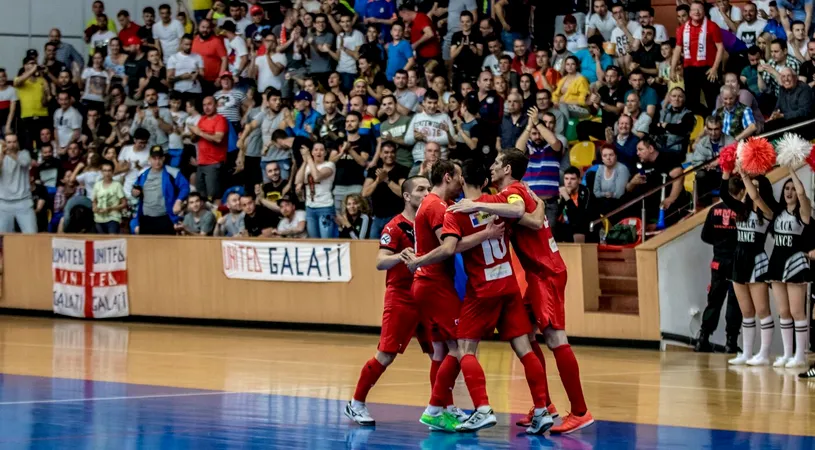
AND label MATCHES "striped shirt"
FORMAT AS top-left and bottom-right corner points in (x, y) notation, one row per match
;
(524, 140), (561, 199)
(762, 55), (800, 96)
(719, 104), (755, 137)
